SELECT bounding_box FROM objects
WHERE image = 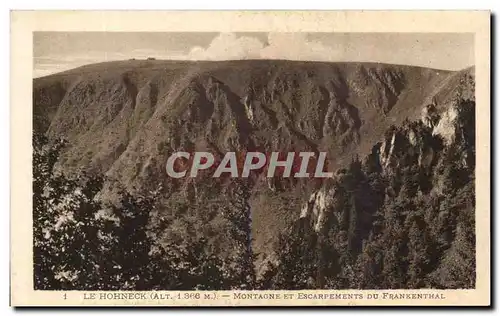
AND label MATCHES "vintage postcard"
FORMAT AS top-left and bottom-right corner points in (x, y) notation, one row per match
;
(11, 11), (490, 306)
